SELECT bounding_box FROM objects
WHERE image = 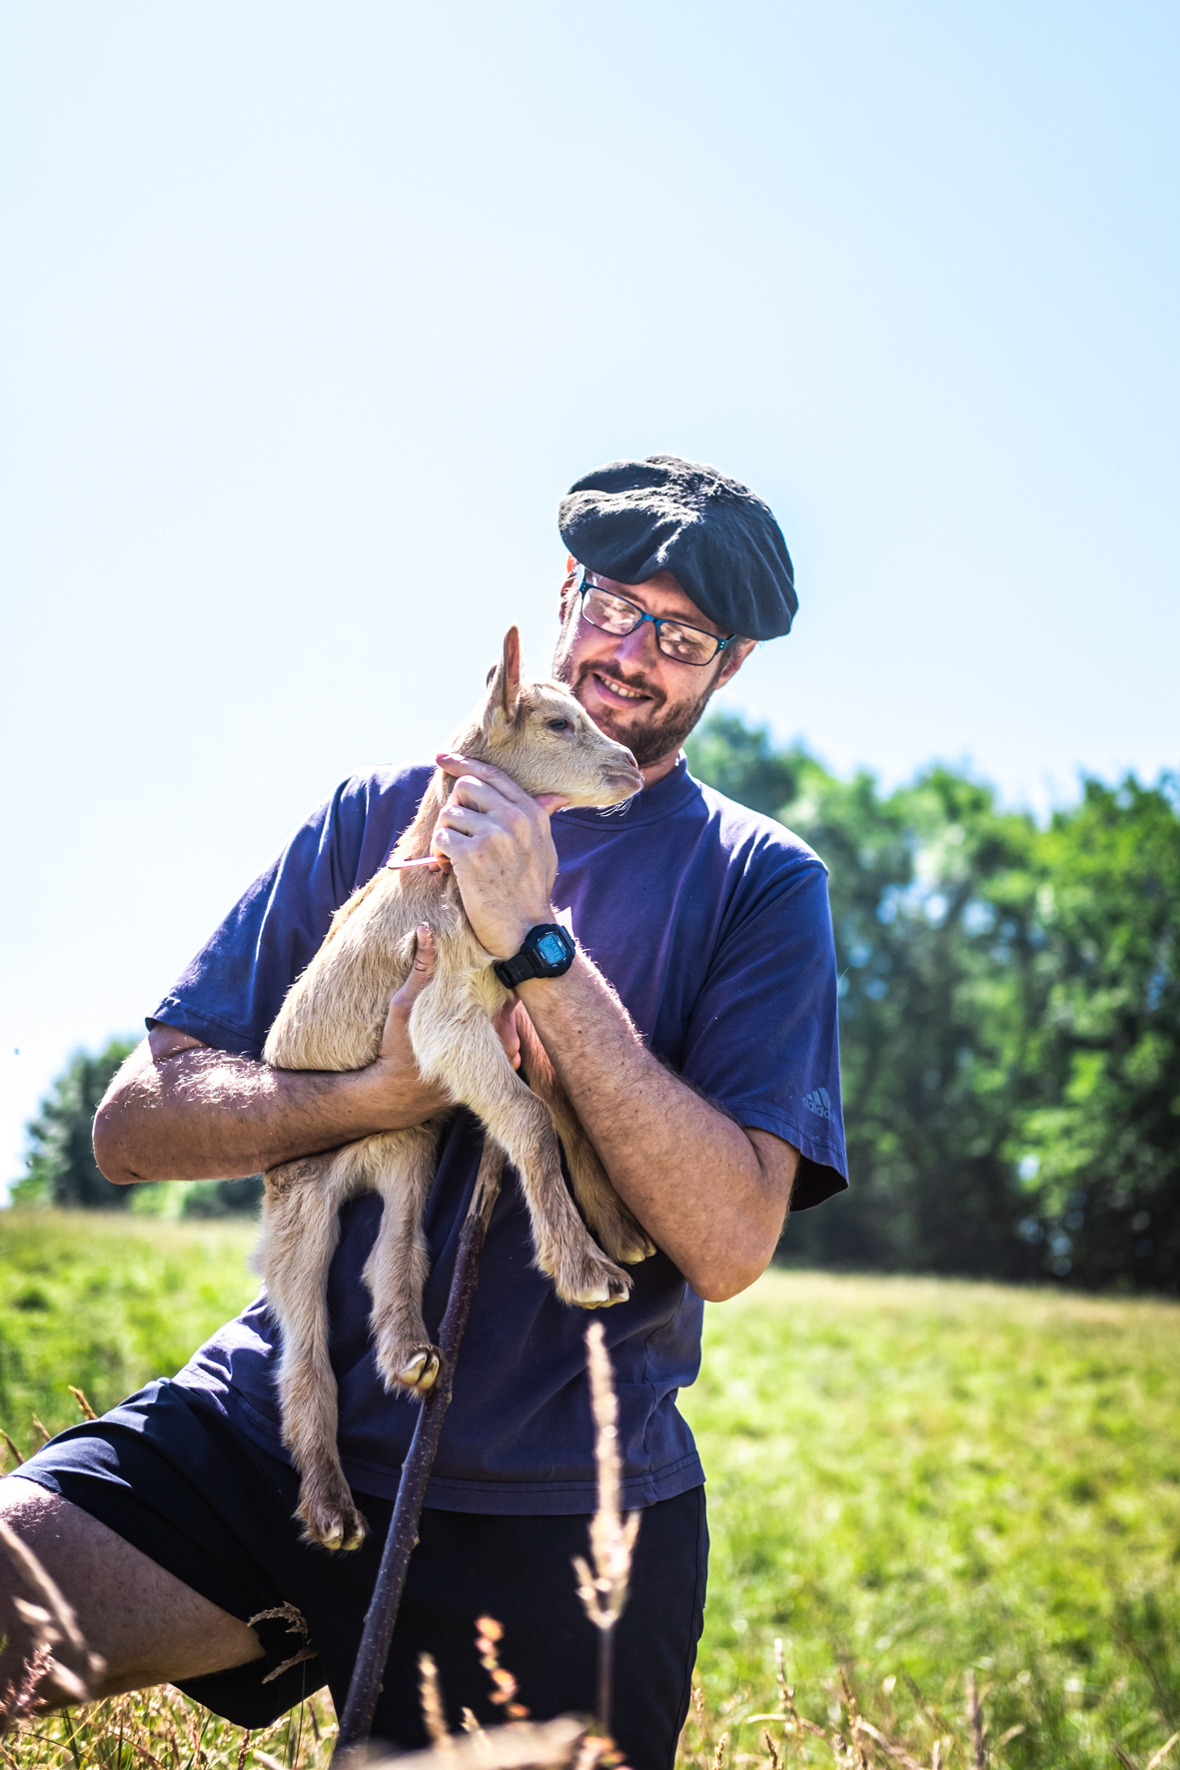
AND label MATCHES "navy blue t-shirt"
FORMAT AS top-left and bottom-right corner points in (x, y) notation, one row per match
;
(157, 758), (847, 1515)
